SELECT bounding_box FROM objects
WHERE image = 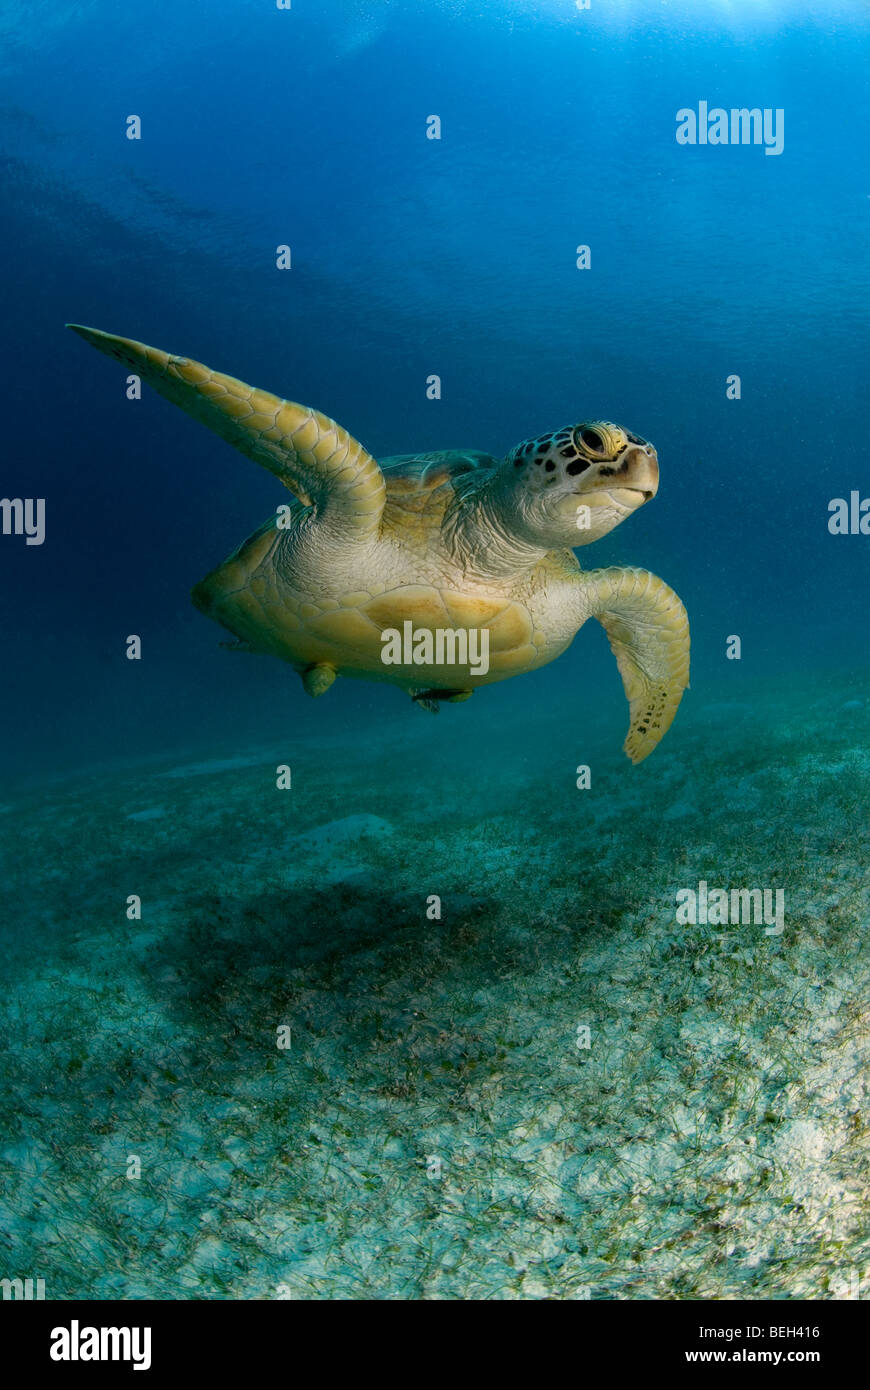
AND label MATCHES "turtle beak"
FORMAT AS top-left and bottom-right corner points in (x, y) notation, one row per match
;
(618, 445), (659, 503)
(573, 444), (660, 507)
